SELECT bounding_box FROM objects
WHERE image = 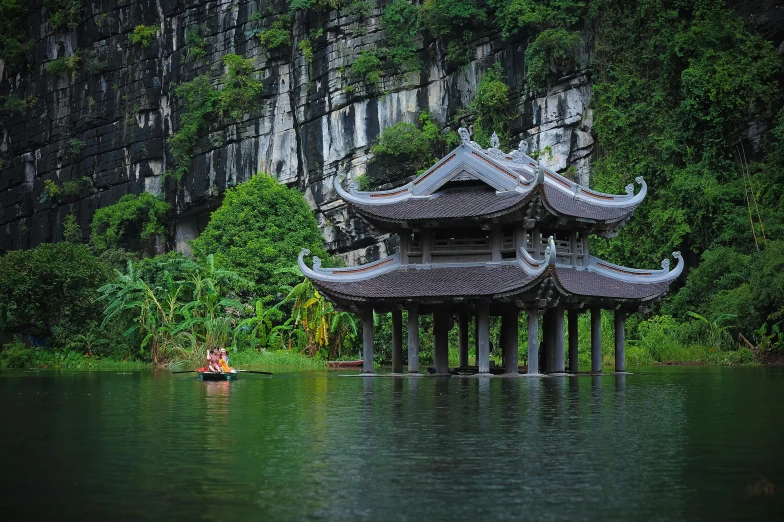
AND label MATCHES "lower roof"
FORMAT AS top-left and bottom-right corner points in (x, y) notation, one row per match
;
(311, 263), (671, 307)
